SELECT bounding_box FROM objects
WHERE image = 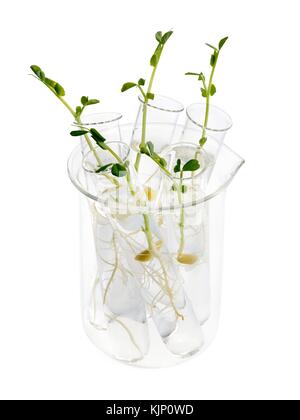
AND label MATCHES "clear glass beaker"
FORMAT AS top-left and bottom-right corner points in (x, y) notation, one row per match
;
(68, 123), (244, 368)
